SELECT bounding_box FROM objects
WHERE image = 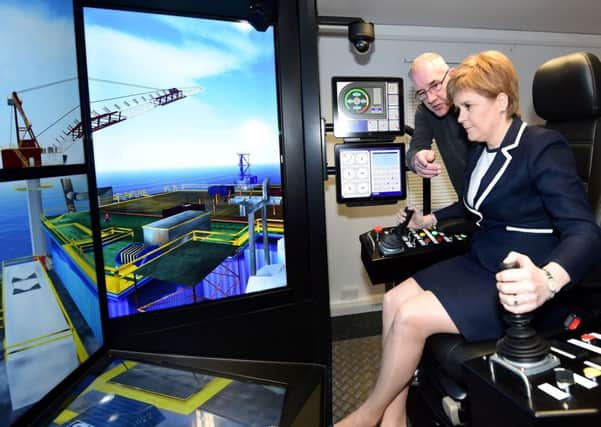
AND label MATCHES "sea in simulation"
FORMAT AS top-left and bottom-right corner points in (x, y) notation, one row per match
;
(0, 164), (281, 262)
